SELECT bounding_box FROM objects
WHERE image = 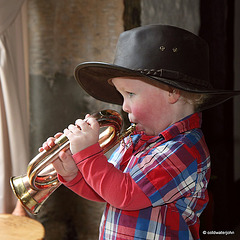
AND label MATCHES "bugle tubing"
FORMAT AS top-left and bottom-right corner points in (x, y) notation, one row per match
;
(10, 110), (135, 214)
